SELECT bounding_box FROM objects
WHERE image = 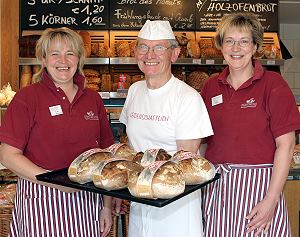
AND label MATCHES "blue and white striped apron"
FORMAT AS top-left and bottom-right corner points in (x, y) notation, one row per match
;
(10, 178), (103, 237)
(202, 164), (291, 237)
